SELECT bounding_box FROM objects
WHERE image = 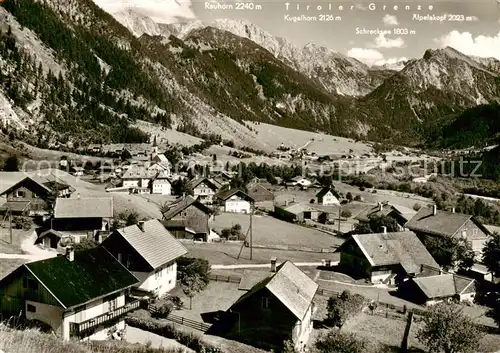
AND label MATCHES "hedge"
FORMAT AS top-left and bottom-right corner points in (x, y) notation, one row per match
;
(125, 316), (221, 353)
